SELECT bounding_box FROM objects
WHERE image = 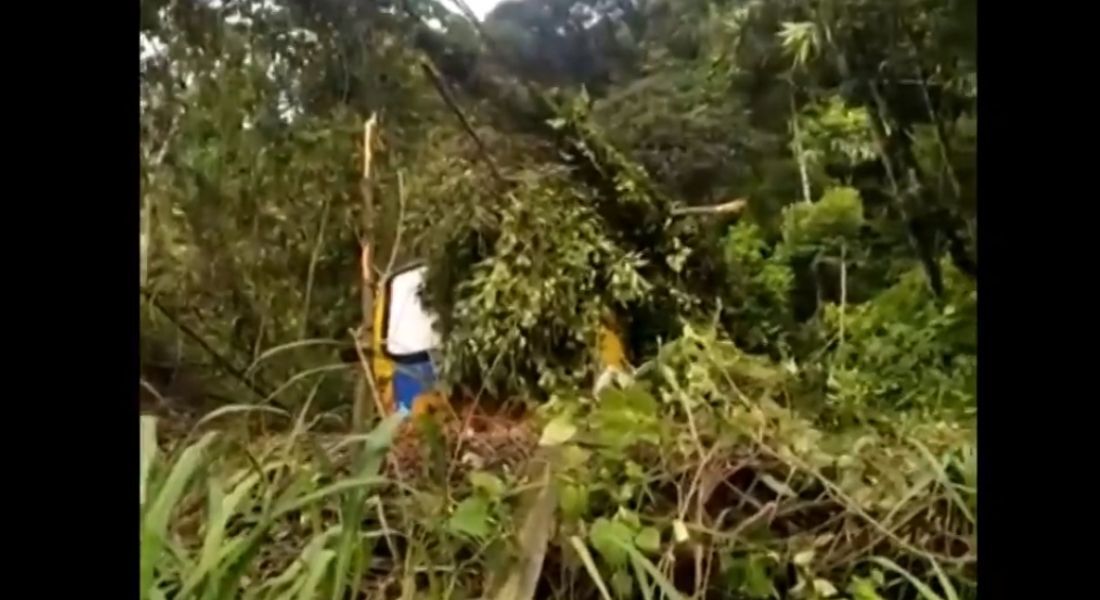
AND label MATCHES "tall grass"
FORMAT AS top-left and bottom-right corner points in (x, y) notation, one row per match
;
(139, 411), (403, 600)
